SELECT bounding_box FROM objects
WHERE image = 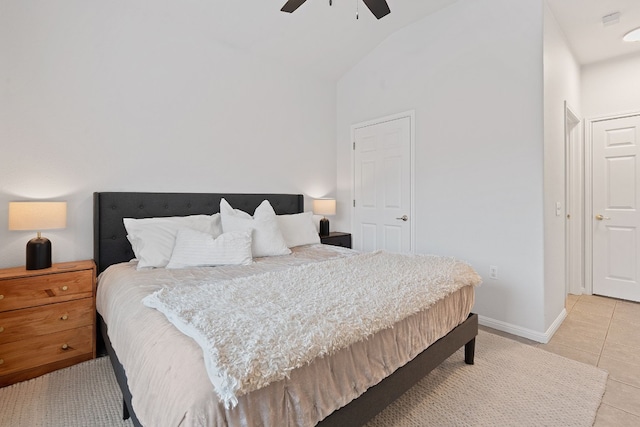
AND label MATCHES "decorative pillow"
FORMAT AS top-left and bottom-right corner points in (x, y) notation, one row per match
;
(277, 212), (321, 248)
(166, 229), (253, 269)
(219, 199), (291, 257)
(124, 213), (222, 269)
